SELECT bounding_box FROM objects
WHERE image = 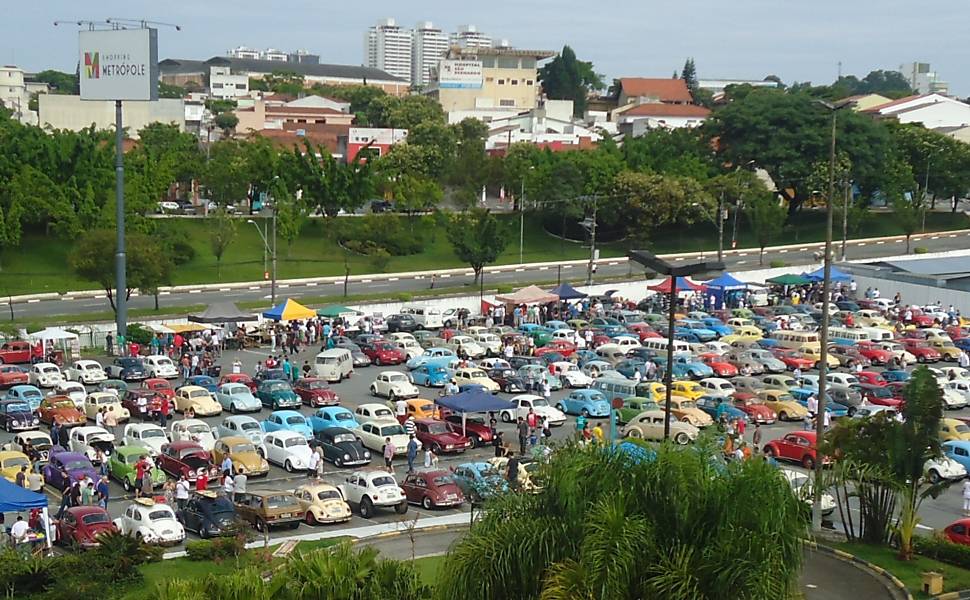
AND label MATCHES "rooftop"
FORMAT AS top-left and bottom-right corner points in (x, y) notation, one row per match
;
(622, 103), (711, 118)
(449, 46), (555, 59)
(619, 78), (693, 103)
(159, 57), (405, 83)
